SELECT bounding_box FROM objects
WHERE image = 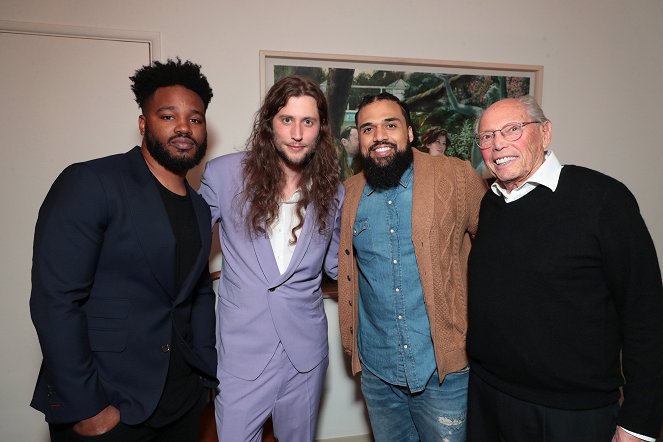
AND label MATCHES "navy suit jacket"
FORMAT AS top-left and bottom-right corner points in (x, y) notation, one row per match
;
(30, 147), (218, 425)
